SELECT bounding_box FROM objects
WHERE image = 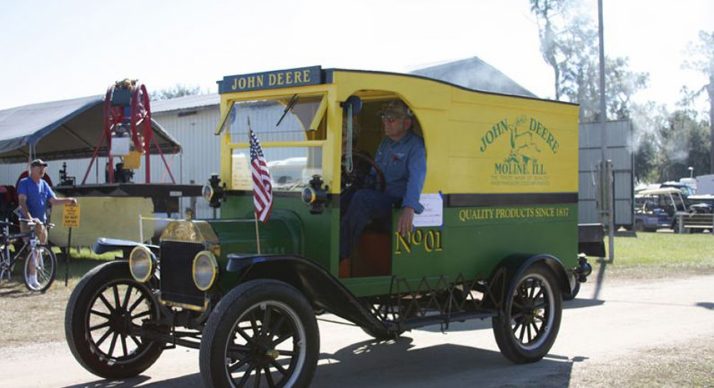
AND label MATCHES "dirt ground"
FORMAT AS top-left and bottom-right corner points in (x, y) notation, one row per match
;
(1, 270), (712, 387)
(571, 335), (714, 387)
